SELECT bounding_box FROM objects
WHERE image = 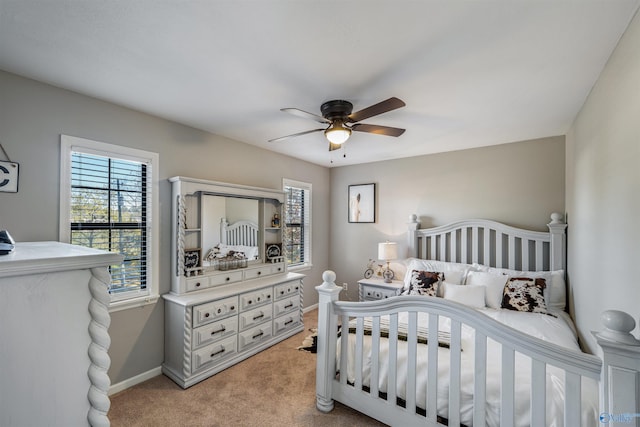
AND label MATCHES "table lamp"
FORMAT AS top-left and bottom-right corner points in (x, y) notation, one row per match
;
(378, 241), (398, 283)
